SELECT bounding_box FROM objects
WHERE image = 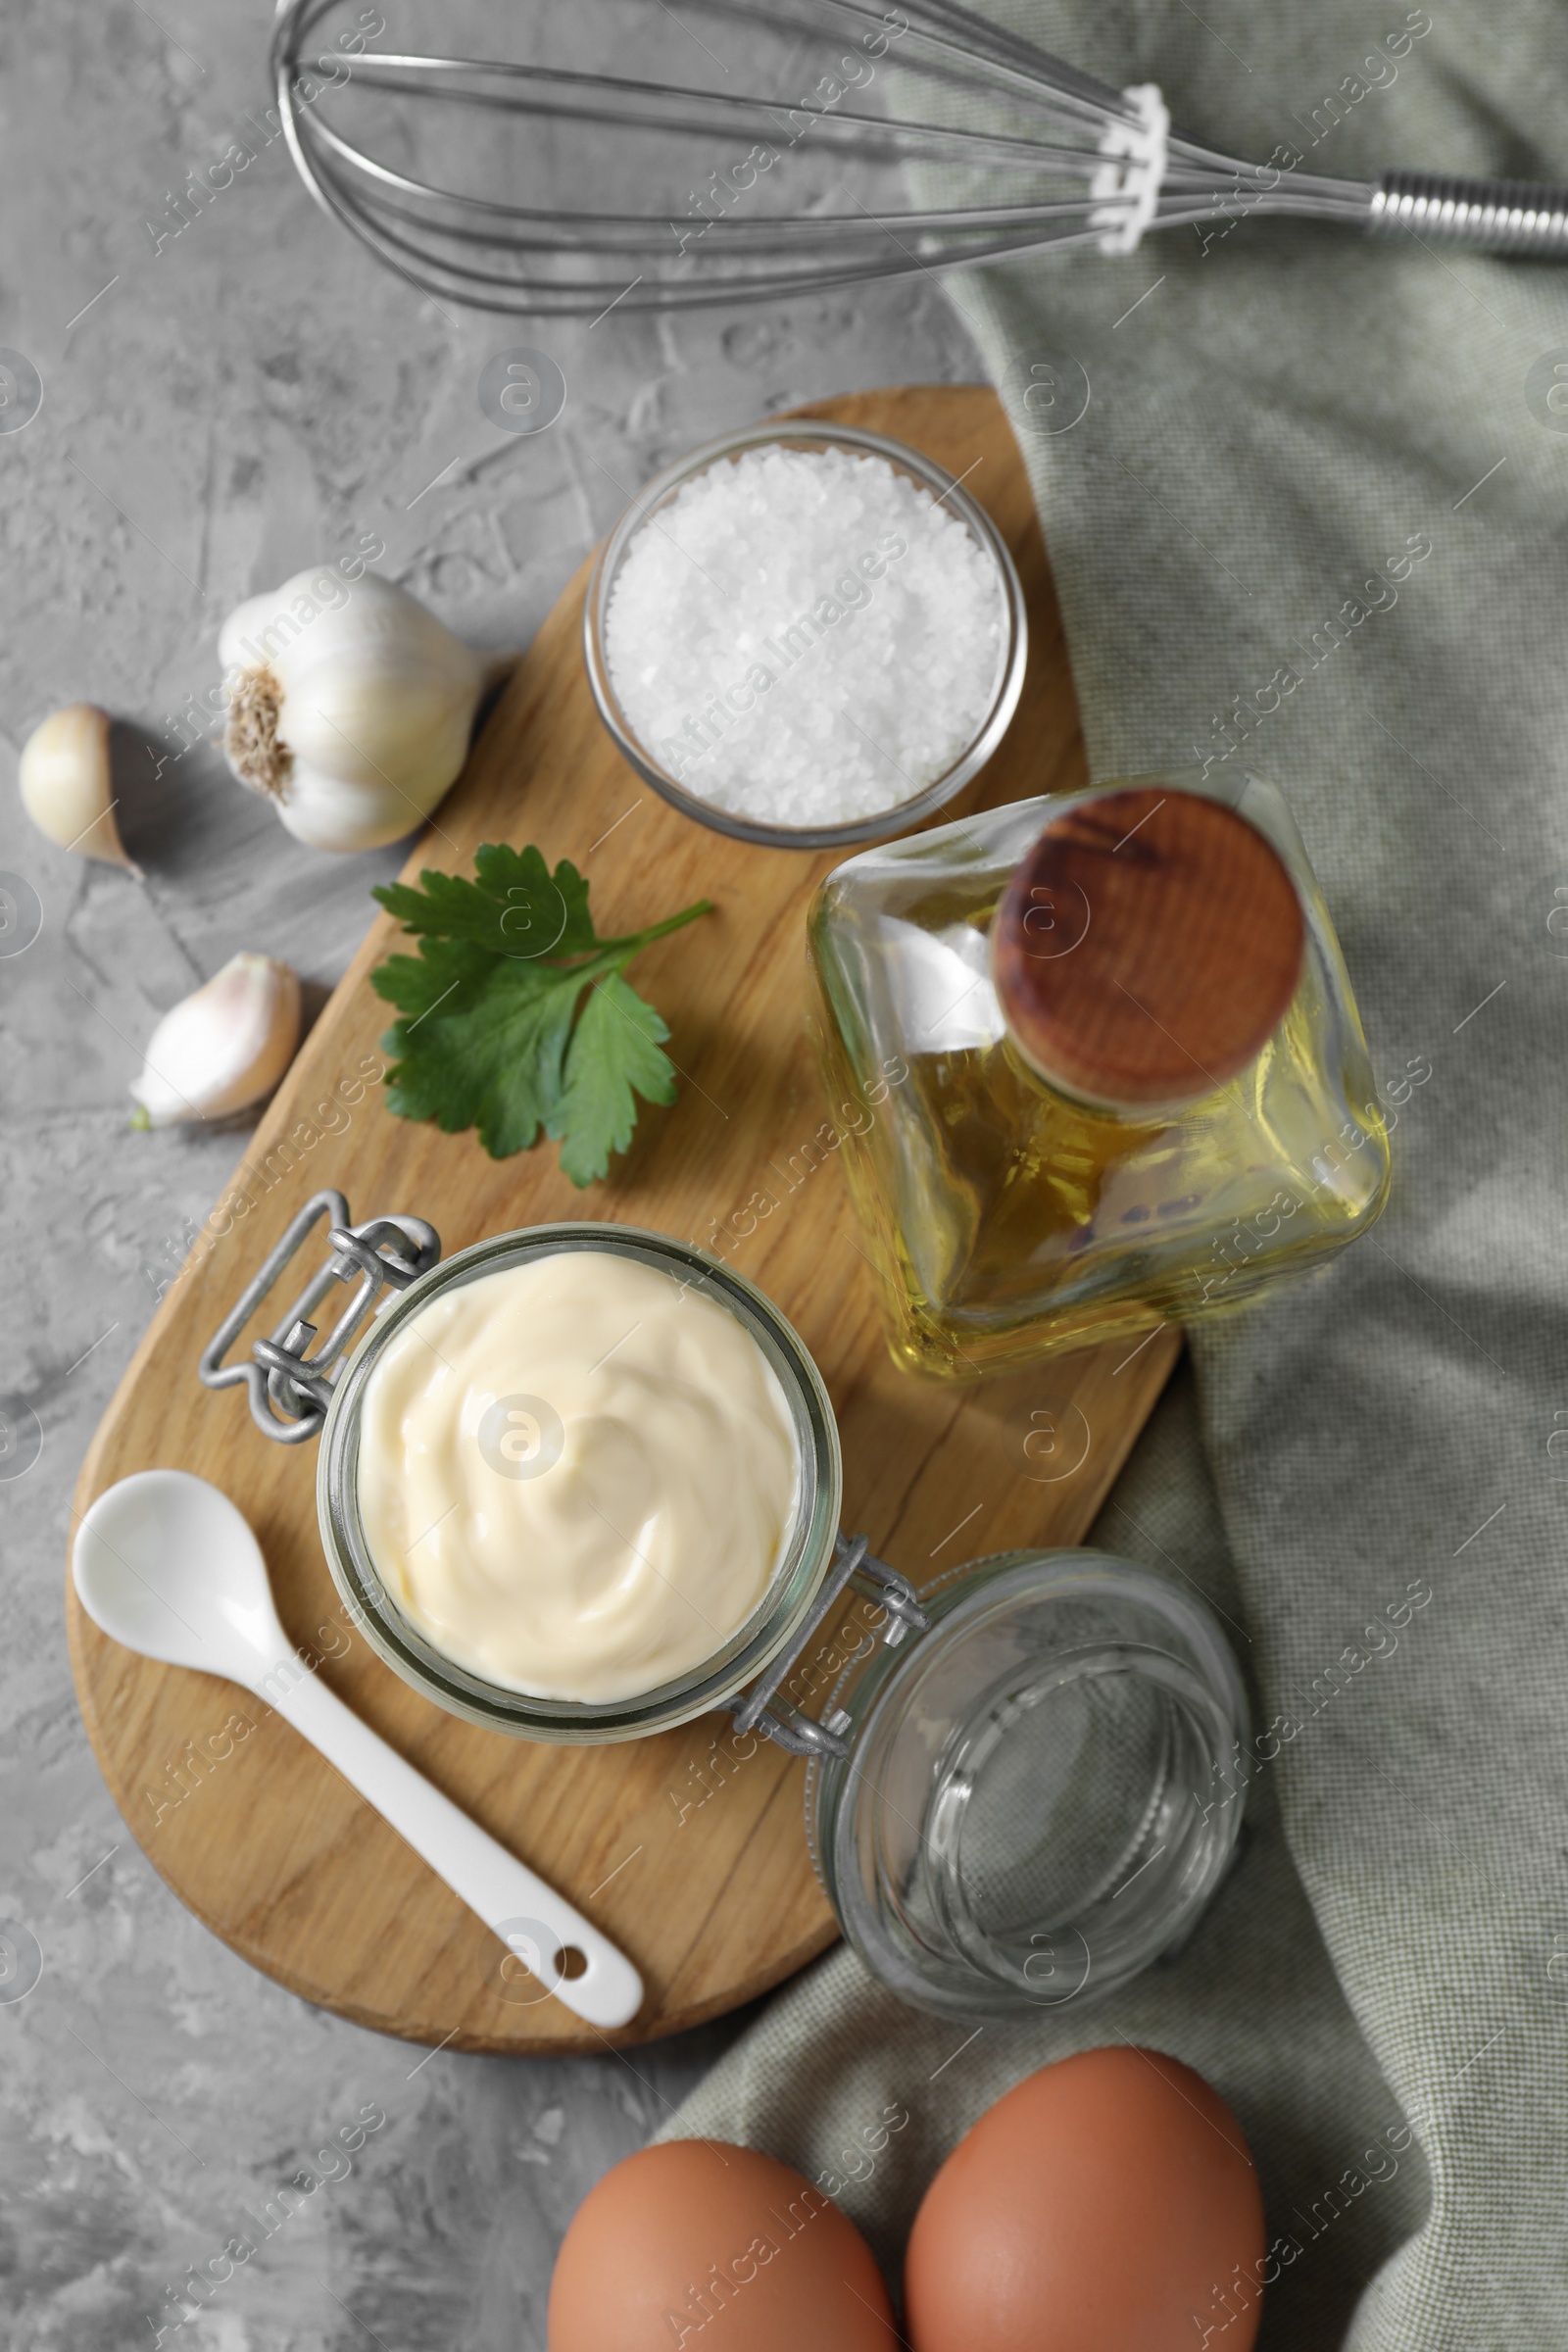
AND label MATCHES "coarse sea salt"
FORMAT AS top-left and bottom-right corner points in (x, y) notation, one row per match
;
(603, 446), (1004, 831)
